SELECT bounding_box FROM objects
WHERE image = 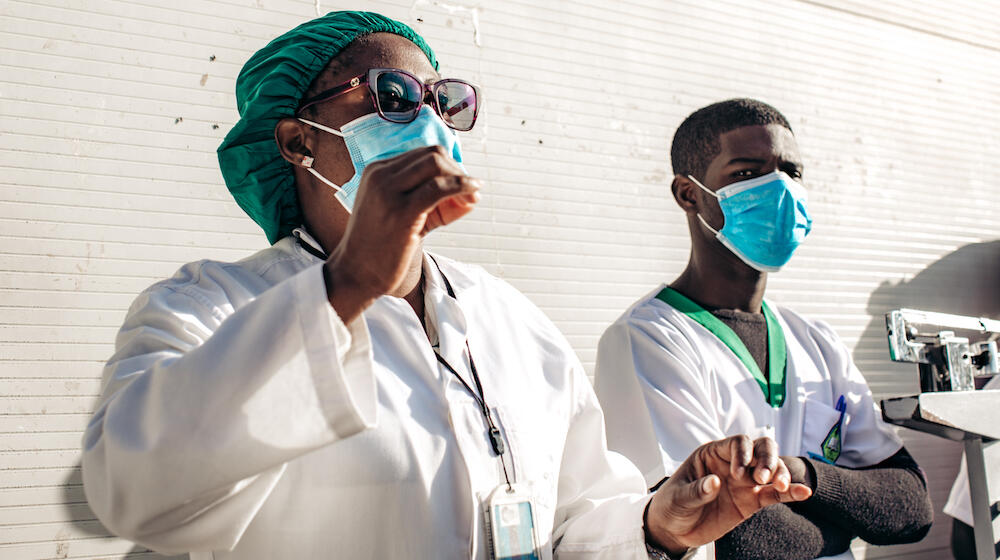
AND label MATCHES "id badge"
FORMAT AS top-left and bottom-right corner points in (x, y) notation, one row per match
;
(483, 484), (541, 560)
